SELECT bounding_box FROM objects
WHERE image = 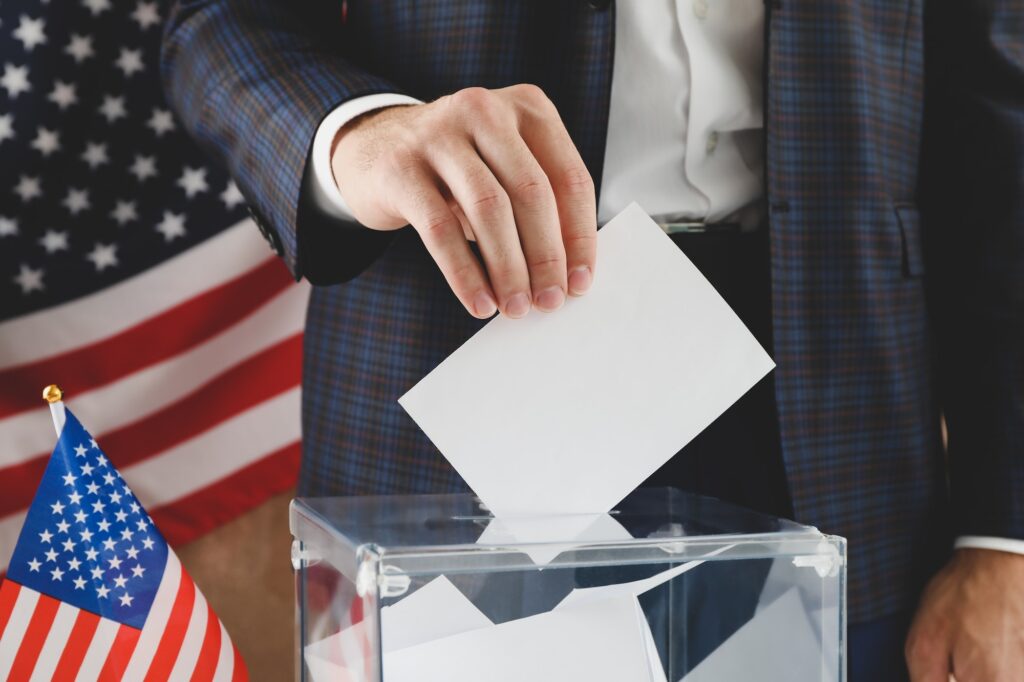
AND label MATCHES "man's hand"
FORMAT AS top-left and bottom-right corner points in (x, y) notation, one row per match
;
(906, 549), (1024, 681)
(330, 84), (597, 320)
